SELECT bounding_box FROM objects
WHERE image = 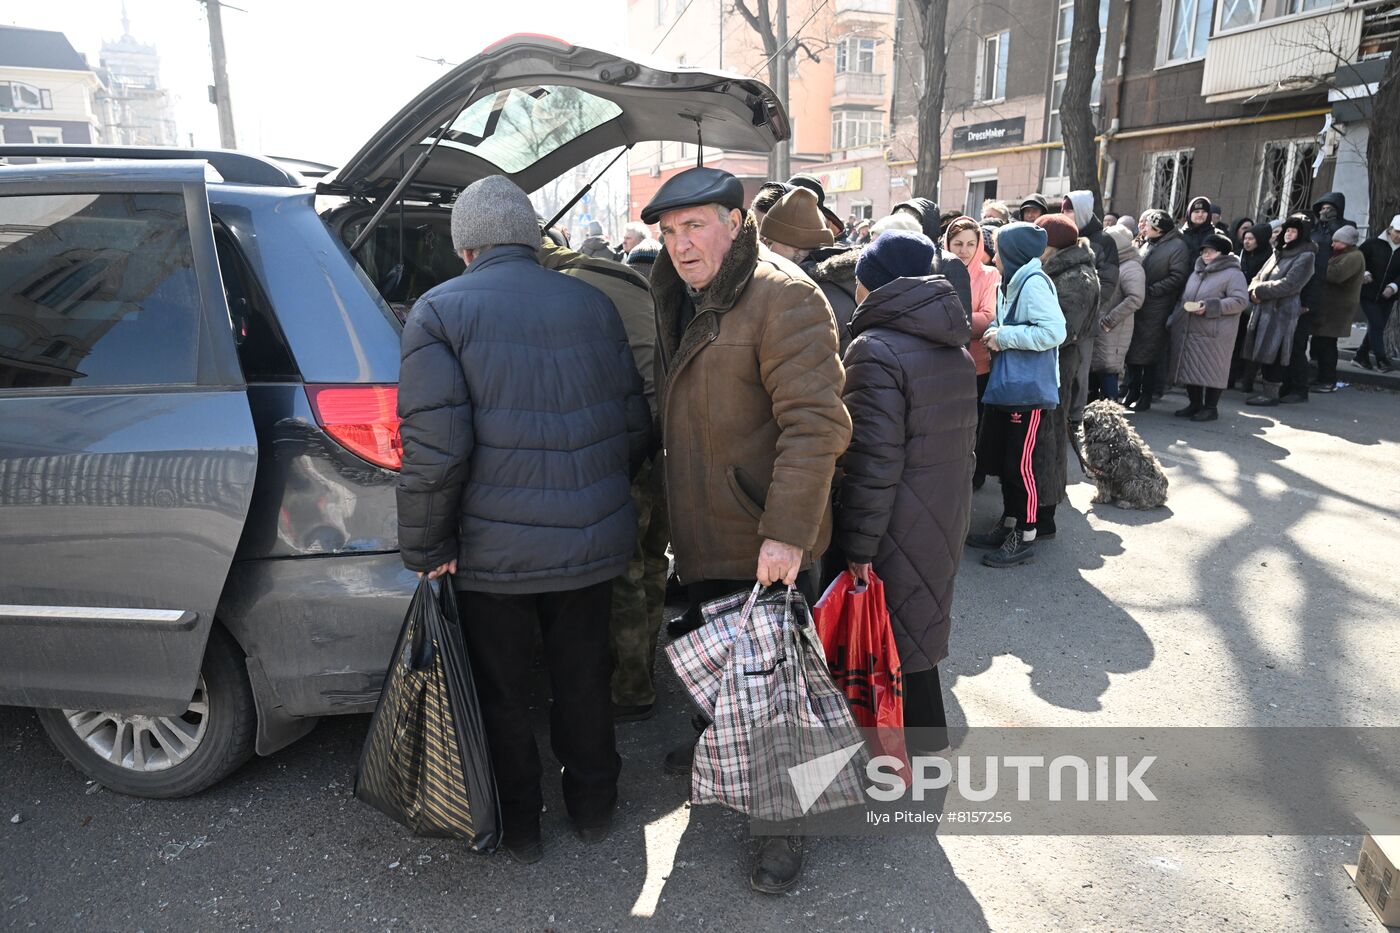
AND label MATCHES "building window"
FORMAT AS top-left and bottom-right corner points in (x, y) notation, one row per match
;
(976, 31), (1010, 102)
(1286, 0), (1341, 13)
(1146, 148), (1195, 219)
(831, 110), (884, 151)
(1, 82), (53, 112)
(835, 37), (877, 74)
(1161, 0), (1213, 64)
(1256, 138), (1319, 222)
(656, 0), (667, 26)
(1044, 0), (1109, 183)
(1218, 0), (1262, 30)
(30, 128), (63, 145)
